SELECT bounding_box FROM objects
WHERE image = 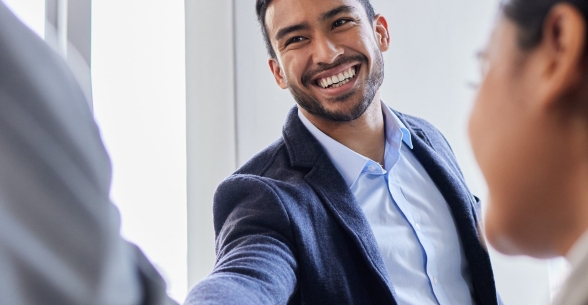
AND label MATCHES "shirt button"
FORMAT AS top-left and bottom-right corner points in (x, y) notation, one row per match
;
(368, 165), (377, 171)
(415, 223), (421, 231)
(433, 277), (438, 285)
